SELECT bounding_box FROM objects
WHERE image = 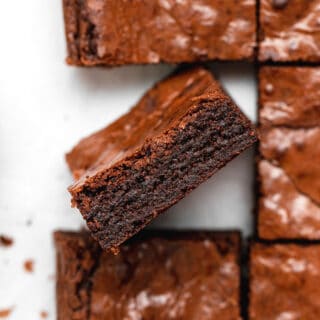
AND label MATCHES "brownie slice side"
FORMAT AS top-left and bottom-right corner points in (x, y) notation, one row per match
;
(62, 0), (81, 65)
(55, 230), (242, 320)
(68, 69), (256, 252)
(54, 231), (101, 320)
